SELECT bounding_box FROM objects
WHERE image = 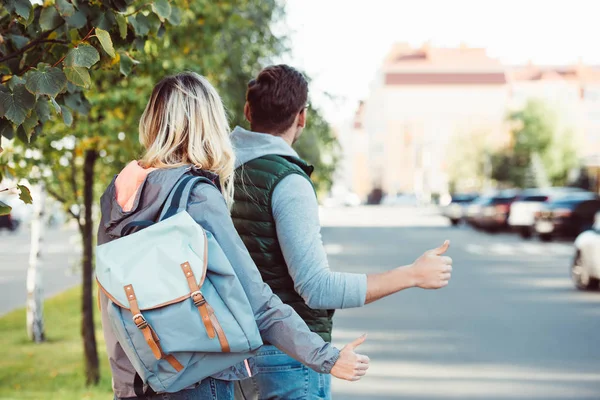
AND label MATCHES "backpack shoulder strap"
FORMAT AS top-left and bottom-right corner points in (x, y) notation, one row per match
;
(159, 174), (216, 221)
